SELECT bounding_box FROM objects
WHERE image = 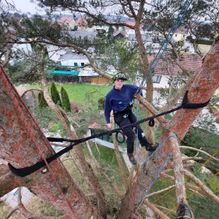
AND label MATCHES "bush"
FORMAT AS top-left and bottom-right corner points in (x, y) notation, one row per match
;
(61, 87), (71, 112)
(50, 82), (62, 106)
(98, 97), (105, 110)
(38, 91), (48, 109)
